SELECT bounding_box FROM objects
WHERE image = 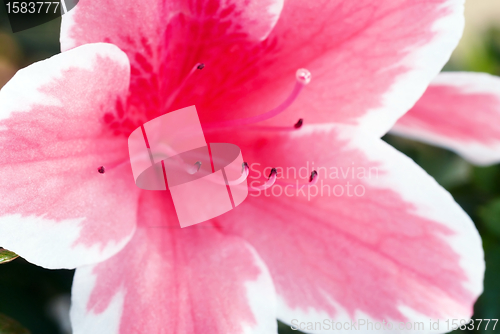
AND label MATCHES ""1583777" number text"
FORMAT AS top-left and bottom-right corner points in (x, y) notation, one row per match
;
(6, 2), (60, 14)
